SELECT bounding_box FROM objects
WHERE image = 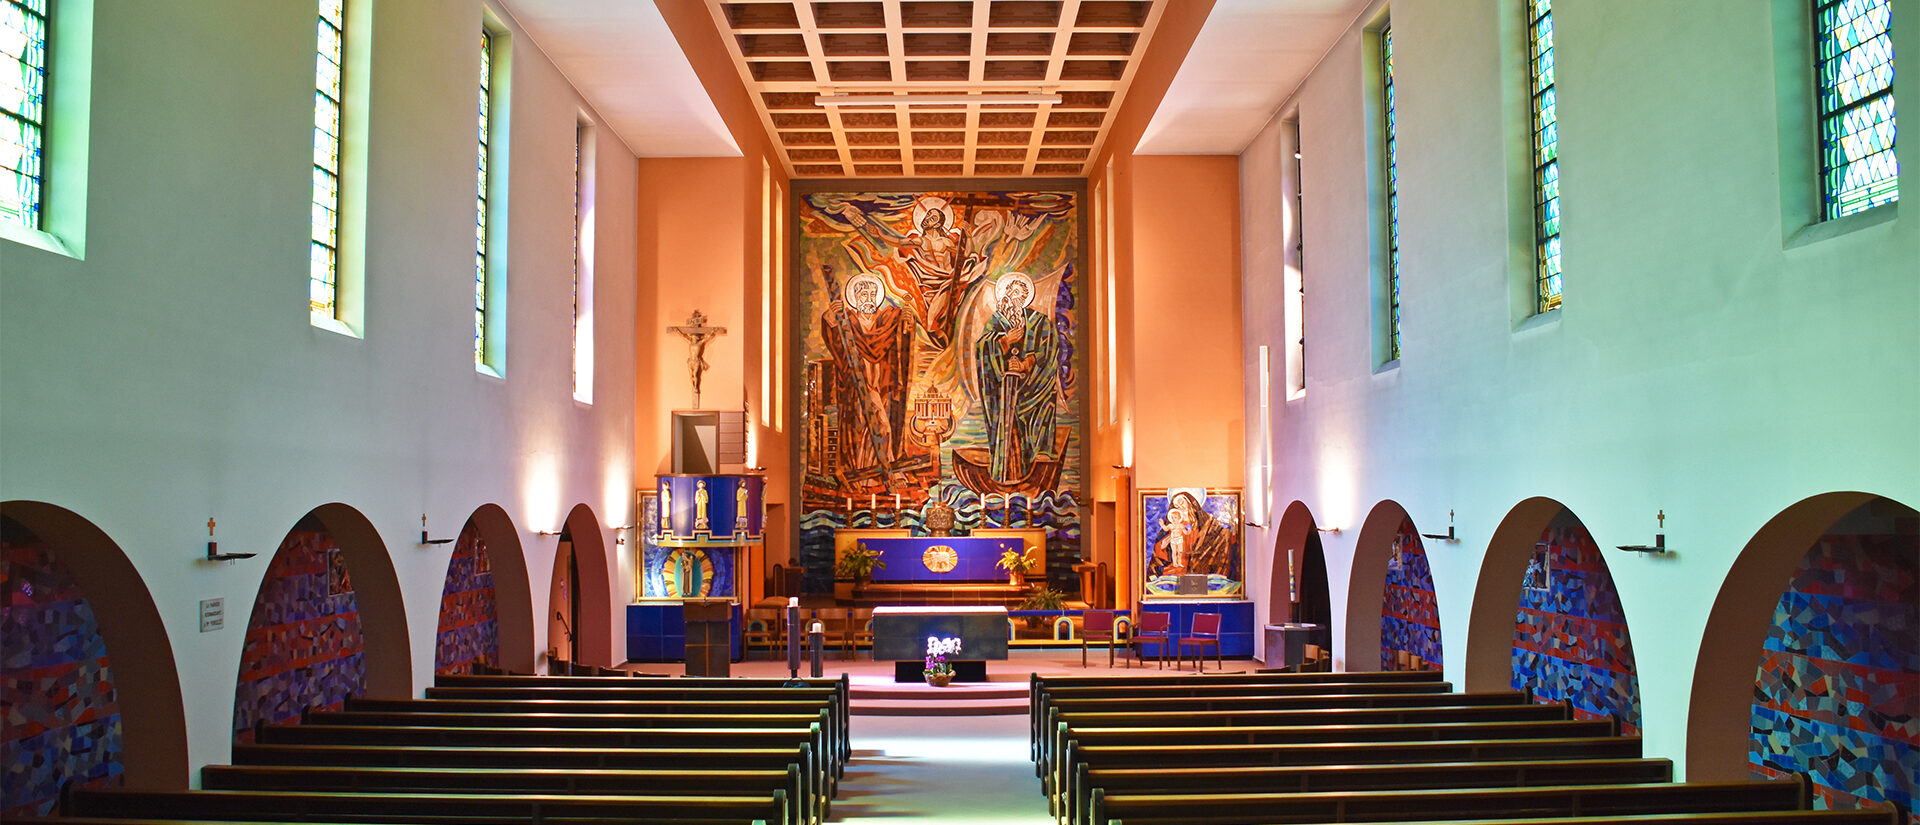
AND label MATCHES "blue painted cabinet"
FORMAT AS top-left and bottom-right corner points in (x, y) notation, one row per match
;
(1137, 600), (1255, 659)
(627, 602), (742, 662)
